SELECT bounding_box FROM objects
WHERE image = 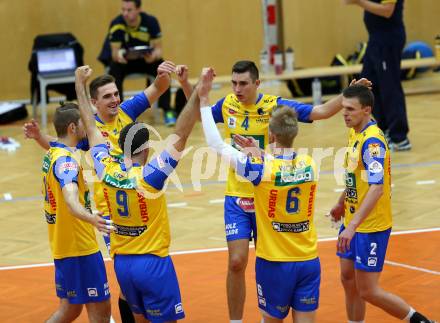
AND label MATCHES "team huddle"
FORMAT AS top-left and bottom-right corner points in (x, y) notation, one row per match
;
(24, 61), (435, 323)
